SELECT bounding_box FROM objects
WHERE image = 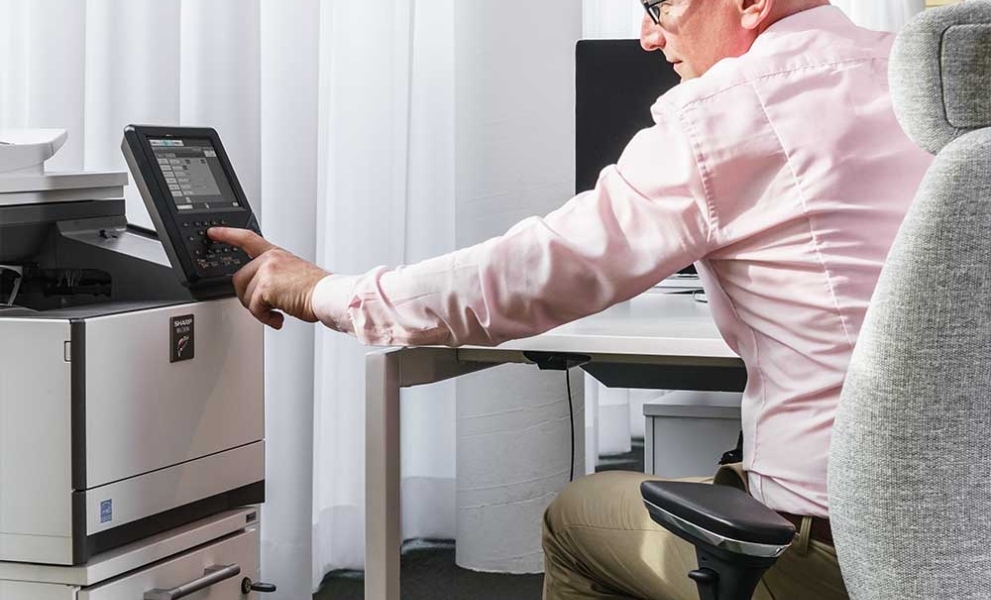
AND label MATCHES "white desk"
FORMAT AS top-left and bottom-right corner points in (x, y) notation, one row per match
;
(363, 293), (743, 600)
